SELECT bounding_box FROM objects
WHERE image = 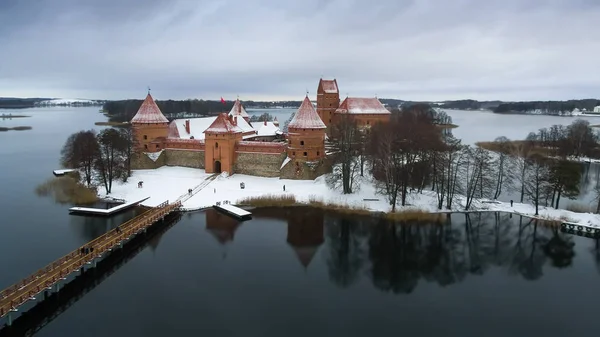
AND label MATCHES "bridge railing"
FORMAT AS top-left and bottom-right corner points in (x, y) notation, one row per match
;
(0, 200), (179, 317)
